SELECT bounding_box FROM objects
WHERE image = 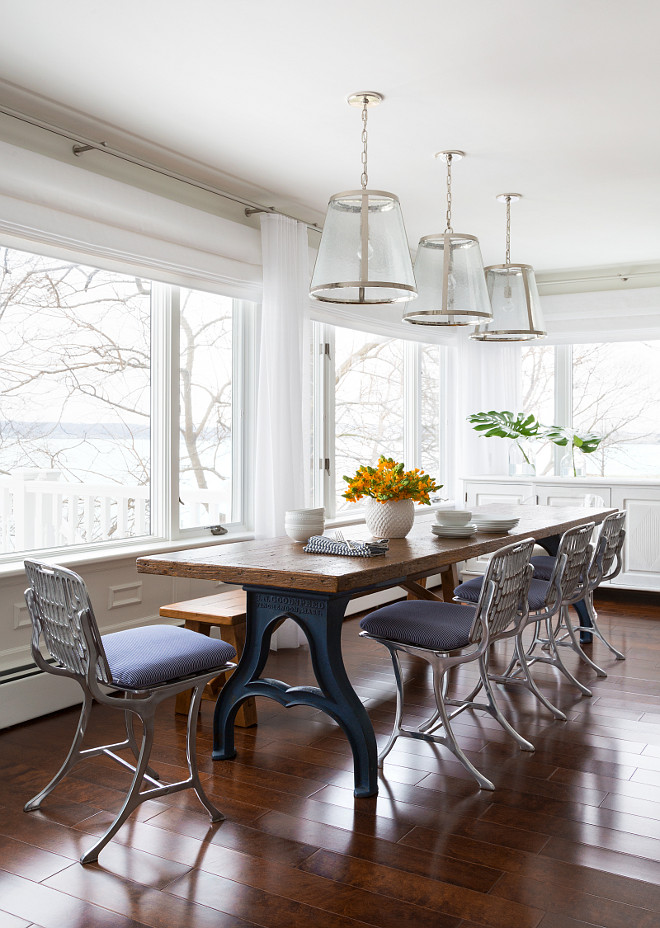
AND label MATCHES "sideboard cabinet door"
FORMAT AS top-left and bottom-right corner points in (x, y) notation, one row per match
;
(464, 481), (535, 507)
(610, 486), (660, 591)
(535, 483), (612, 507)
